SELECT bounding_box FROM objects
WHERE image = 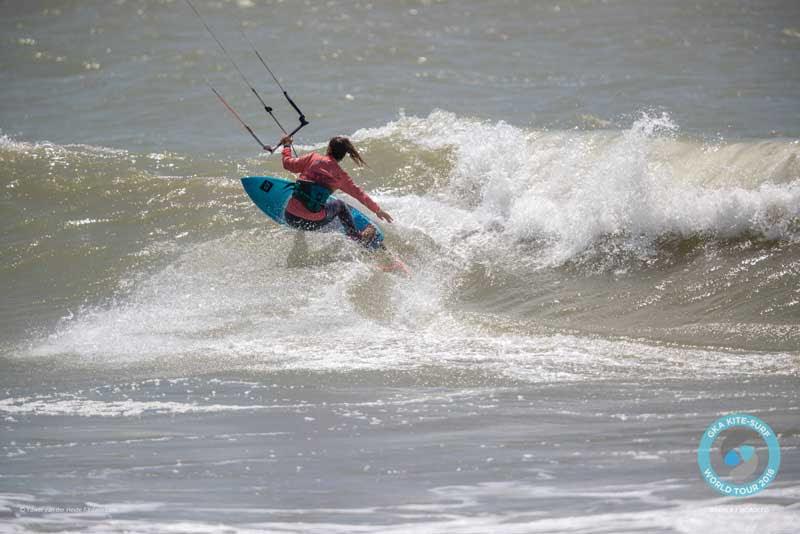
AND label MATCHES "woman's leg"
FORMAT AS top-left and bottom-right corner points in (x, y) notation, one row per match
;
(285, 211), (327, 231)
(323, 199), (360, 238)
(286, 201), (377, 248)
